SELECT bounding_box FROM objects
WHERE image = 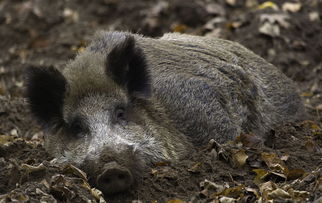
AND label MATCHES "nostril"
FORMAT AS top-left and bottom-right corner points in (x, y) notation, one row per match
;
(104, 177), (111, 183)
(97, 162), (133, 195)
(118, 173), (126, 180)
